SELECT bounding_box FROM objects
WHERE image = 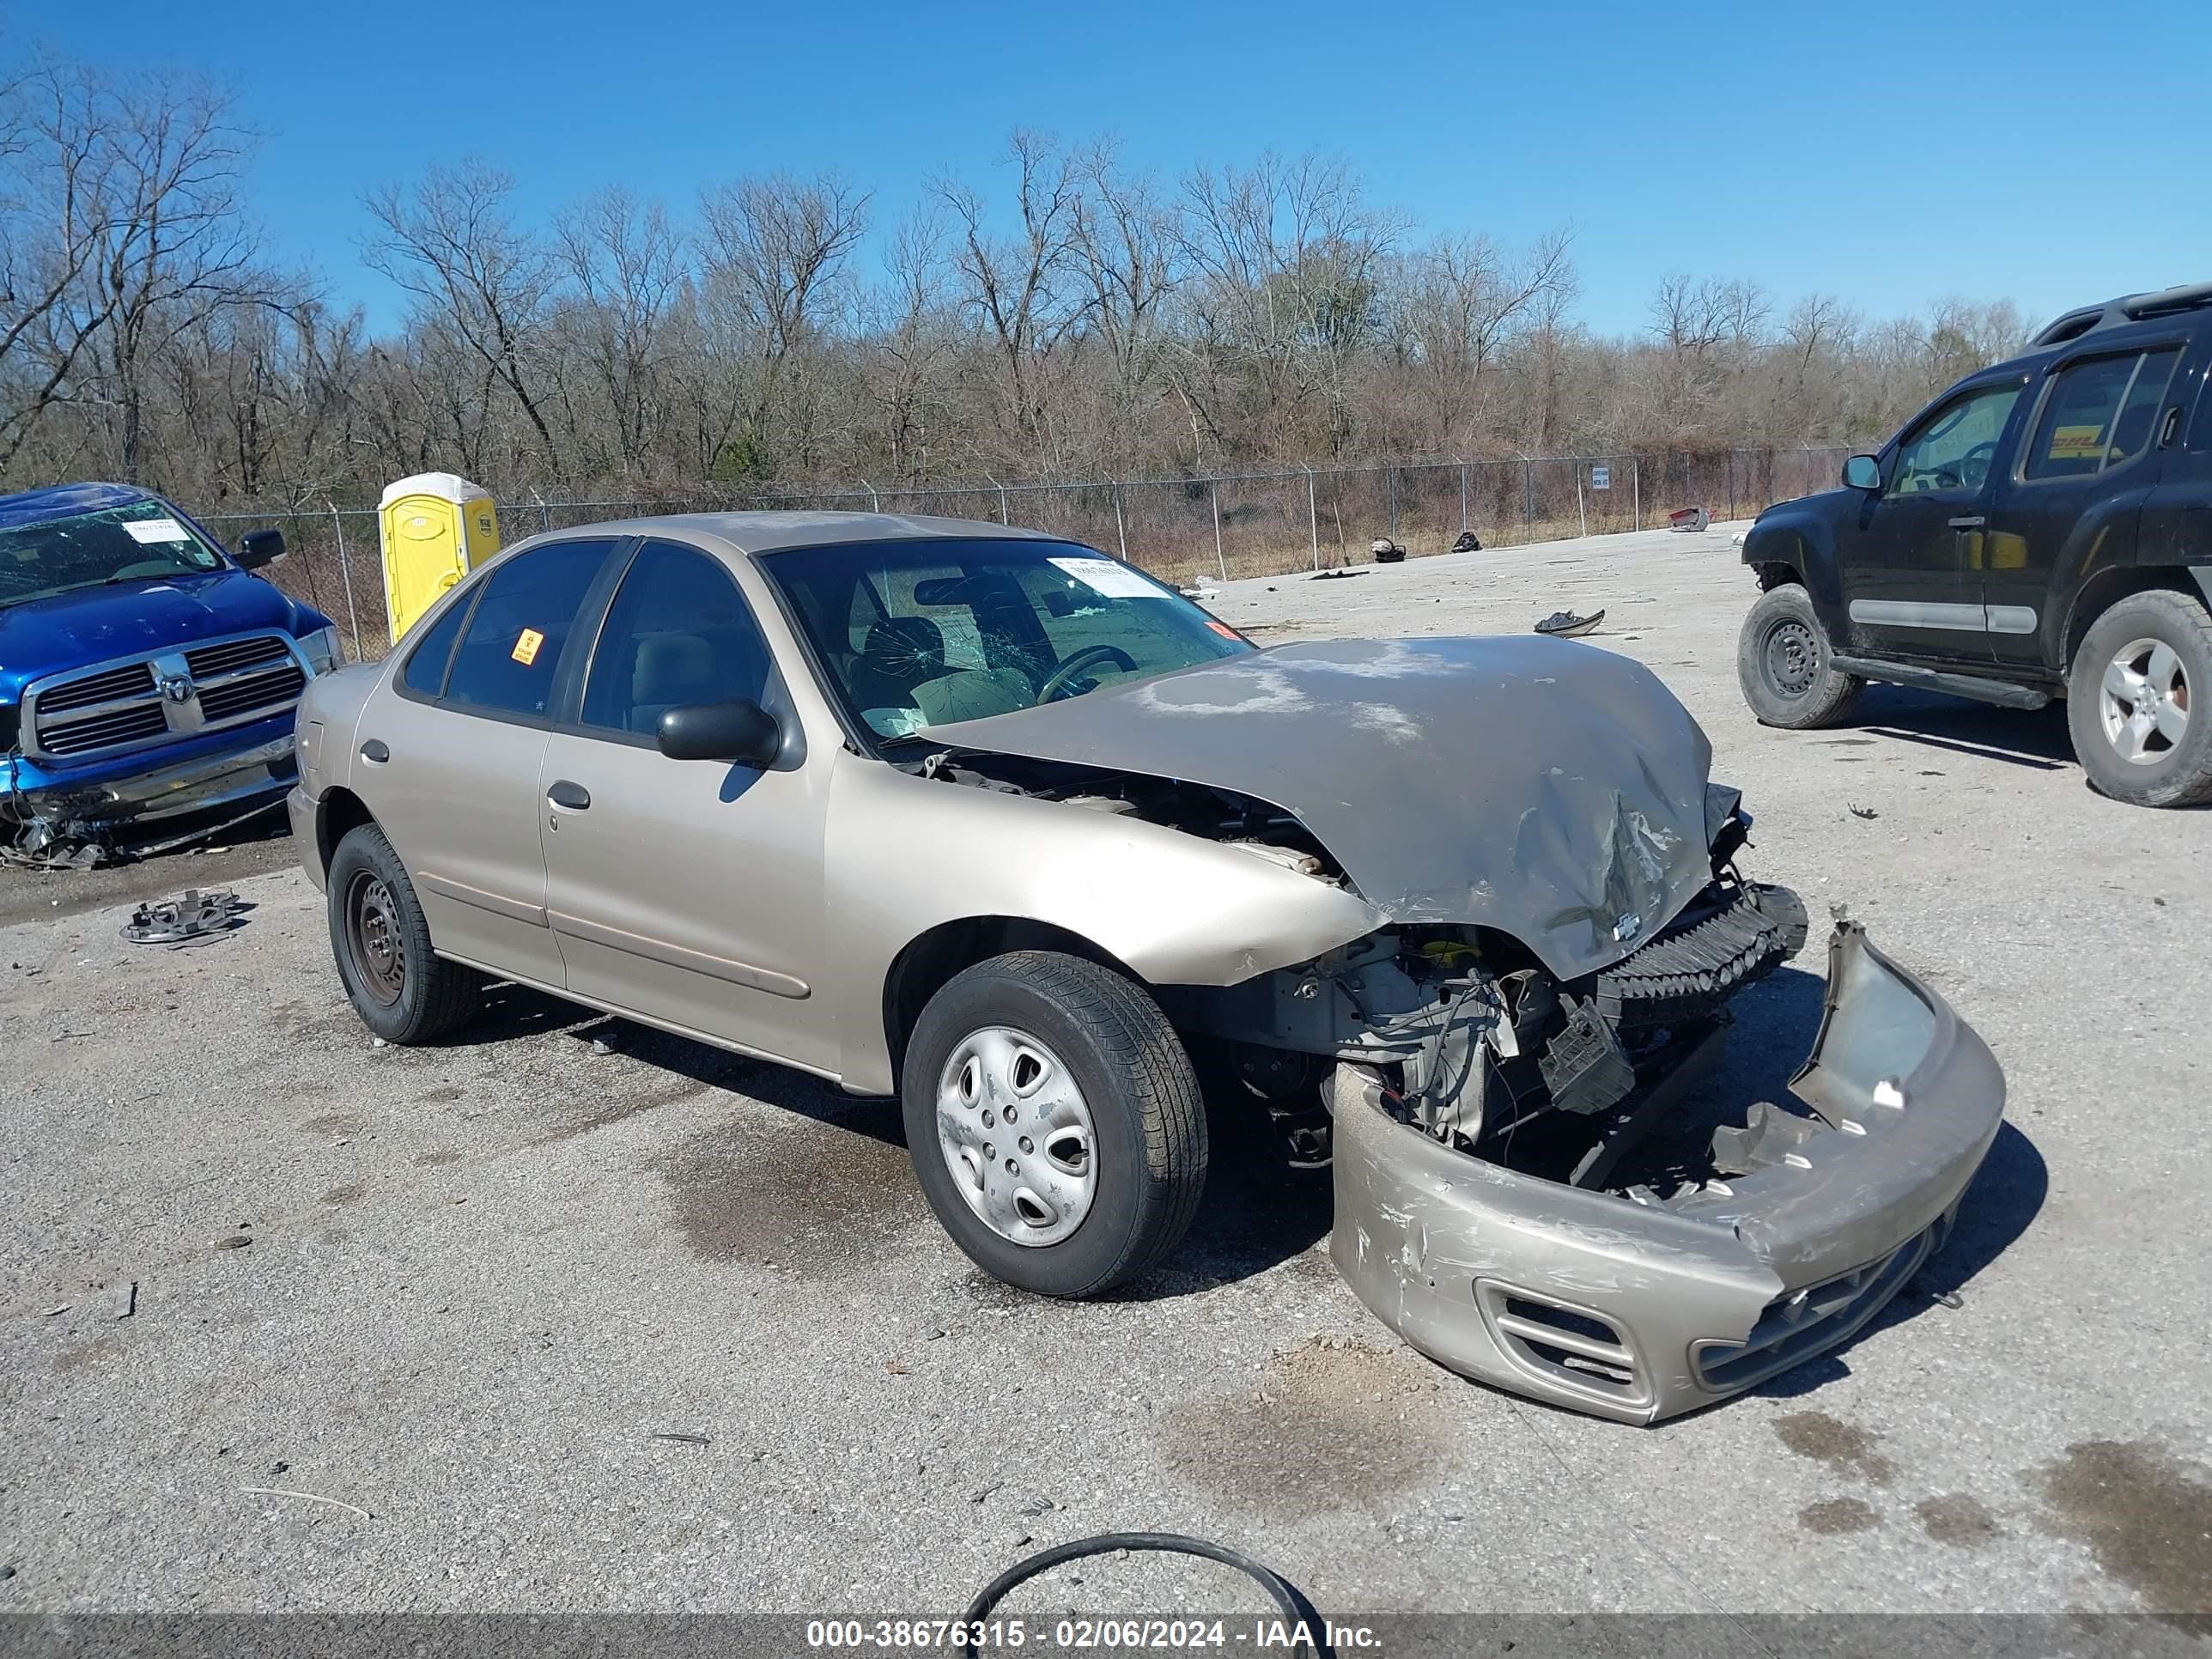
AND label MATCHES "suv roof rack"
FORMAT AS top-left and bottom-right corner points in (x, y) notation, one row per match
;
(2031, 281), (2212, 348)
